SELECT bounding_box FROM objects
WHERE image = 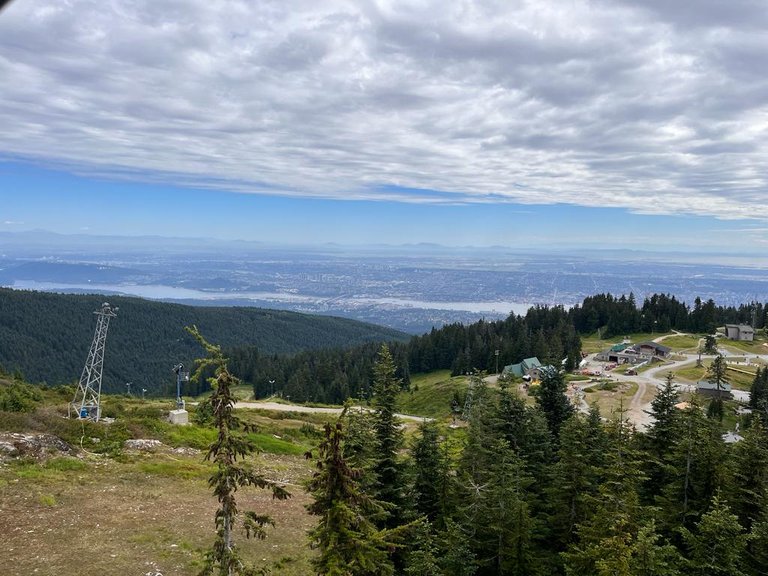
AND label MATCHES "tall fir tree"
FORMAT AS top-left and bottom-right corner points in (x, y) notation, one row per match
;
(680, 495), (748, 576)
(306, 411), (395, 576)
(187, 326), (290, 576)
(370, 345), (408, 528)
(536, 368), (574, 438)
(705, 355), (728, 421)
(411, 420), (450, 526)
